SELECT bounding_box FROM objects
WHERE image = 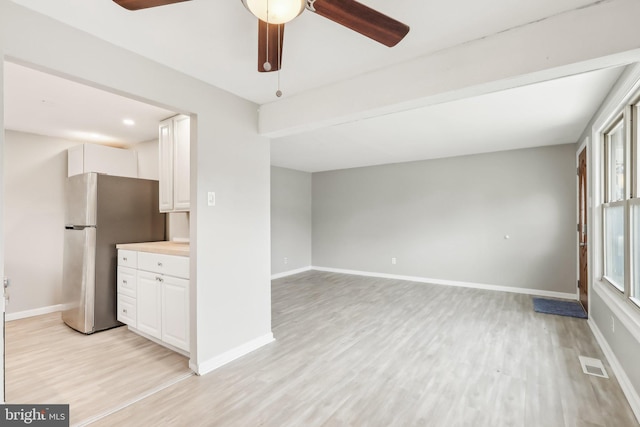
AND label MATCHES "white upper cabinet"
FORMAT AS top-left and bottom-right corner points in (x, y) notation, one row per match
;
(68, 143), (137, 178)
(158, 119), (174, 212)
(173, 115), (191, 211)
(159, 114), (190, 212)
